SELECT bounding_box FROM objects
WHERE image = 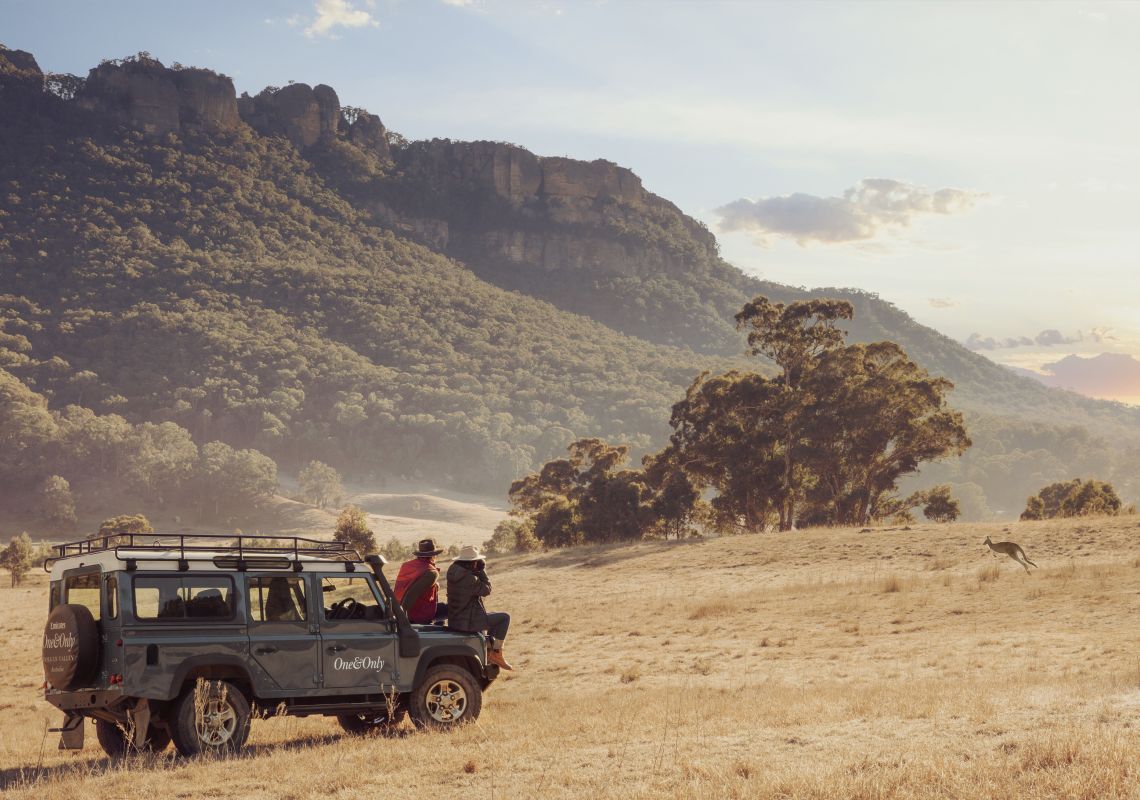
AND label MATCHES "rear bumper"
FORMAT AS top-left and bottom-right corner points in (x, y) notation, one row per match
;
(44, 687), (125, 712)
